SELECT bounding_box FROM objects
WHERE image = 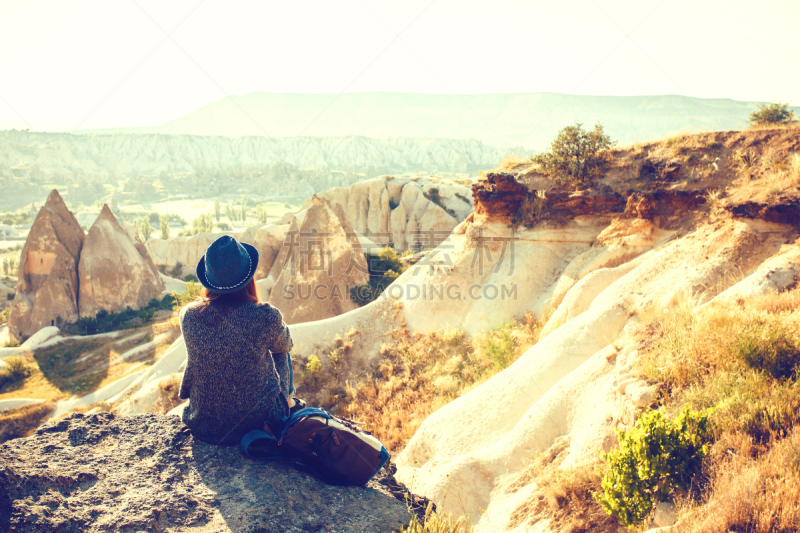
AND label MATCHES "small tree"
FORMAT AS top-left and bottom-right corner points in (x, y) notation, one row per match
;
(532, 122), (615, 184)
(749, 102), (794, 126)
(225, 200), (237, 223)
(214, 198), (221, 222)
(256, 204), (269, 224)
(159, 214), (170, 240)
(137, 217), (153, 242)
(240, 196), (248, 223)
(192, 213), (214, 234)
(171, 280), (203, 309)
(2, 258), (8, 277)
